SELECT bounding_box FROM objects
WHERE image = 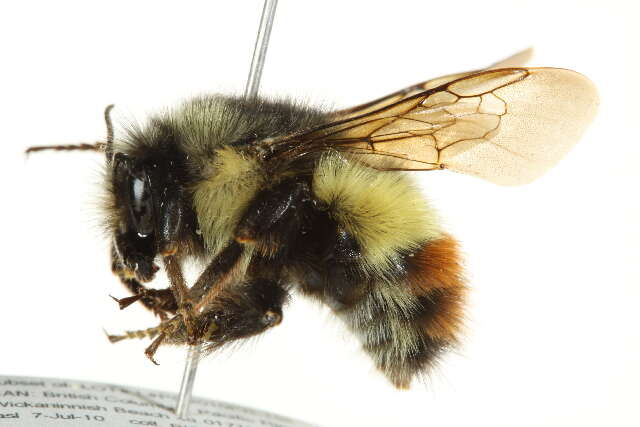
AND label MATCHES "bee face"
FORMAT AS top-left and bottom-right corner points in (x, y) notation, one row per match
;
(107, 125), (196, 284)
(110, 153), (161, 282)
